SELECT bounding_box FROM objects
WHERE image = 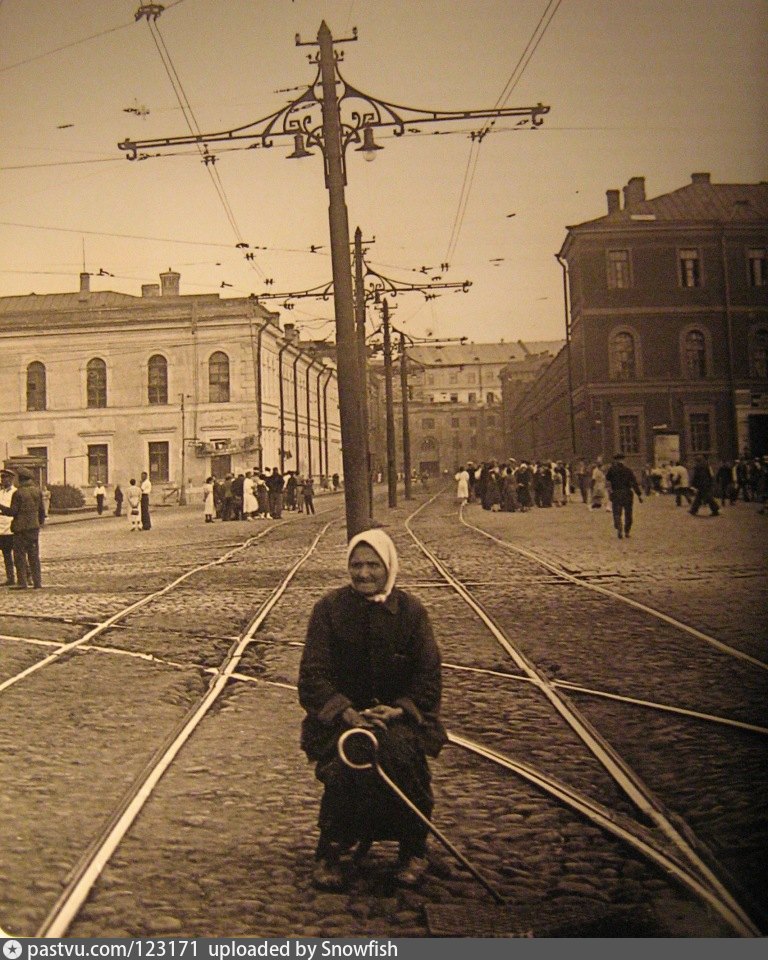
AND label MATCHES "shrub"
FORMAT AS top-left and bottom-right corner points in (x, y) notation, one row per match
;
(49, 484), (86, 511)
